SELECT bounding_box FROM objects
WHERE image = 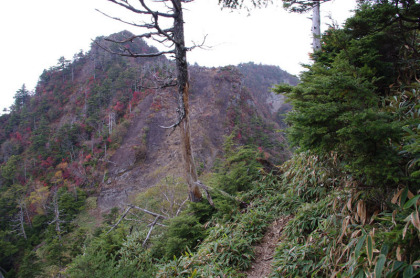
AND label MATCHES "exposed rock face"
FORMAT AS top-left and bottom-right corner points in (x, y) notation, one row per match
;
(0, 31), (298, 214)
(98, 65), (297, 212)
